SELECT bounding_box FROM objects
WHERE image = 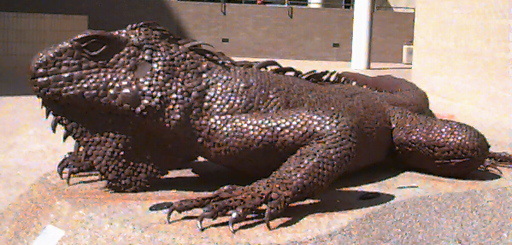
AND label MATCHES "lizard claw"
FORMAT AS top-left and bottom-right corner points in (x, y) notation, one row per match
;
(66, 171), (72, 185)
(45, 108), (51, 118)
(167, 207), (175, 224)
(196, 206), (220, 231)
(148, 202), (174, 211)
(264, 197), (287, 231)
(197, 215), (205, 231)
(264, 208), (273, 230)
(56, 152), (98, 185)
(63, 129), (72, 142)
(150, 184), (292, 232)
(57, 154), (69, 179)
(228, 218), (236, 233)
(148, 202), (176, 224)
(51, 116), (59, 133)
(228, 211), (245, 234)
